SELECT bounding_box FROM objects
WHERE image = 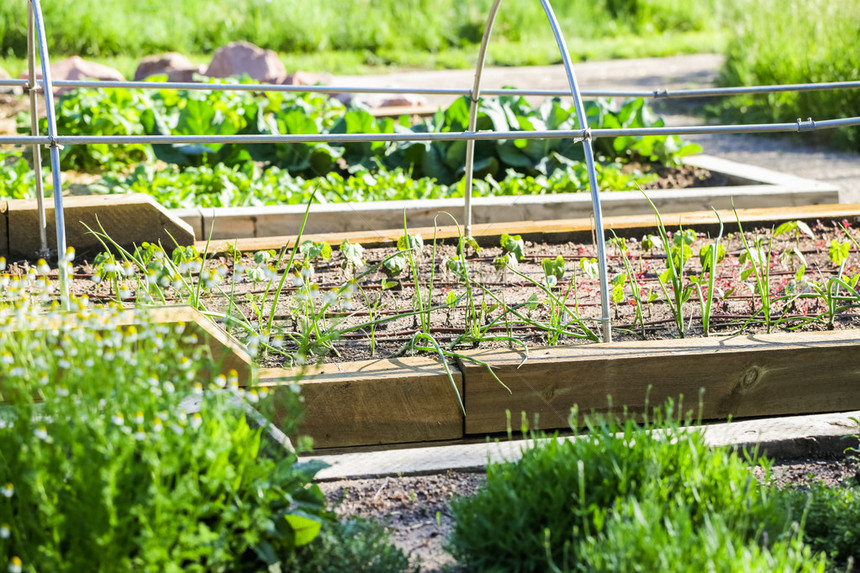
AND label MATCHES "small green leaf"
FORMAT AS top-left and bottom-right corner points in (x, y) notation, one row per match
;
(611, 283), (625, 303)
(254, 250), (276, 264)
(458, 236), (482, 256)
(795, 265), (806, 282)
(500, 233), (525, 261)
(299, 240), (332, 261)
(382, 254), (406, 278)
(579, 257), (599, 279)
(339, 239), (366, 270)
(611, 273), (627, 287)
(698, 243), (726, 271)
(541, 255), (565, 281)
(444, 257), (467, 282)
(641, 234), (659, 252)
(829, 239), (851, 265)
(397, 233), (424, 253)
(285, 512), (322, 547)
